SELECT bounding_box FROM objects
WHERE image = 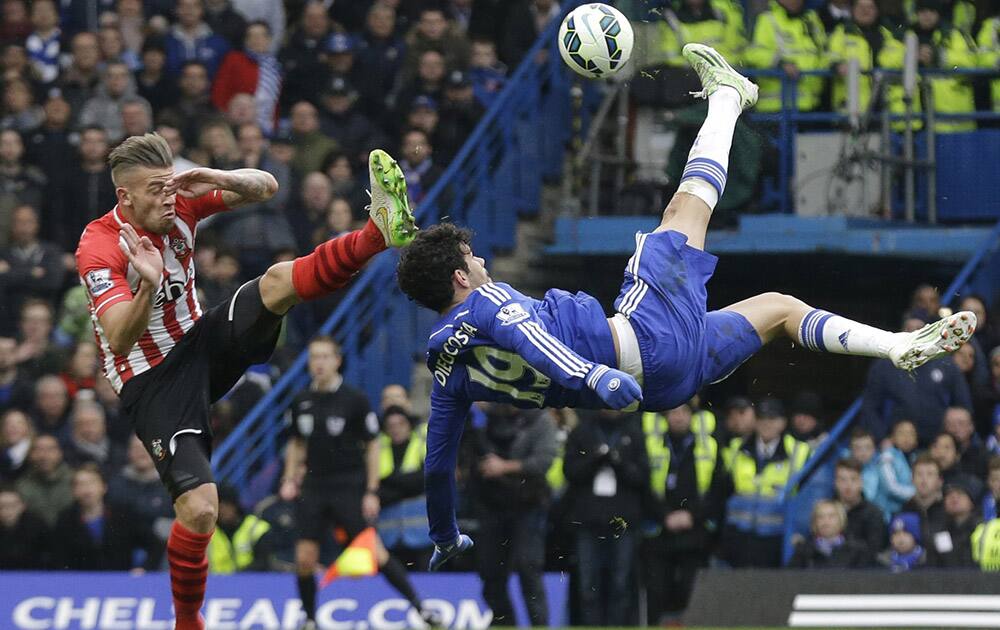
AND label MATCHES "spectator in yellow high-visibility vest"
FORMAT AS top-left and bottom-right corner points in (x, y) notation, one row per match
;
(902, 0), (979, 133)
(745, 0), (828, 112)
(972, 462), (1000, 571)
(208, 484), (272, 574)
(720, 396), (756, 467)
(376, 405), (432, 570)
(978, 9), (1000, 112)
(721, 397), (810, 567)
(641, 402), (724, 624)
